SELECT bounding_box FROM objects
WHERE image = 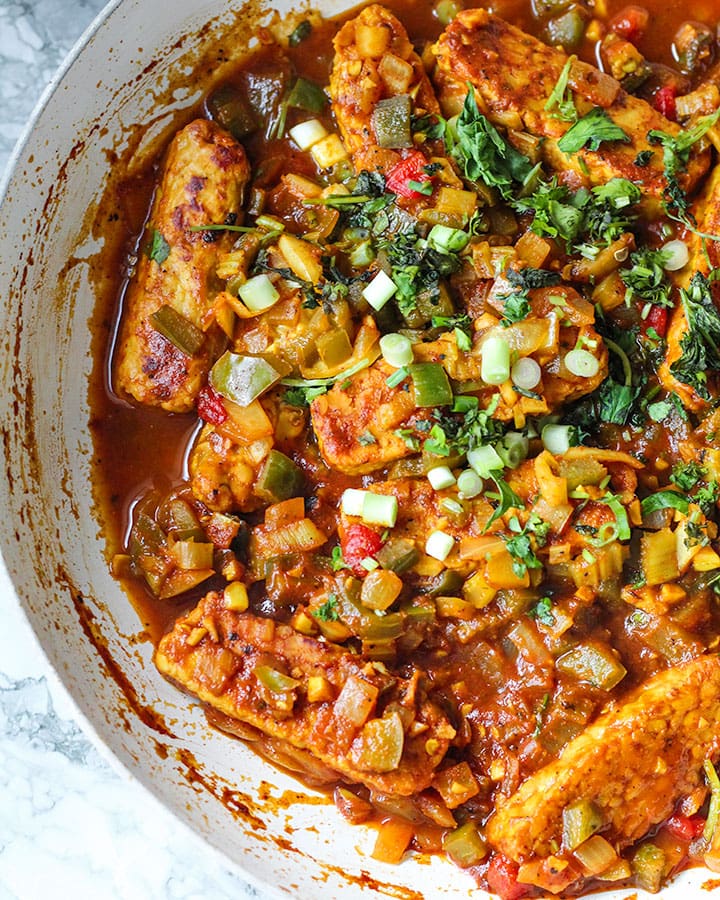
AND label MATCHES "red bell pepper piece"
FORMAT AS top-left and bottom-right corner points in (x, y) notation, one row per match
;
(654, 85), (677, 122)
(341, 523), (384, 577)
(385, 151), (432, 199)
